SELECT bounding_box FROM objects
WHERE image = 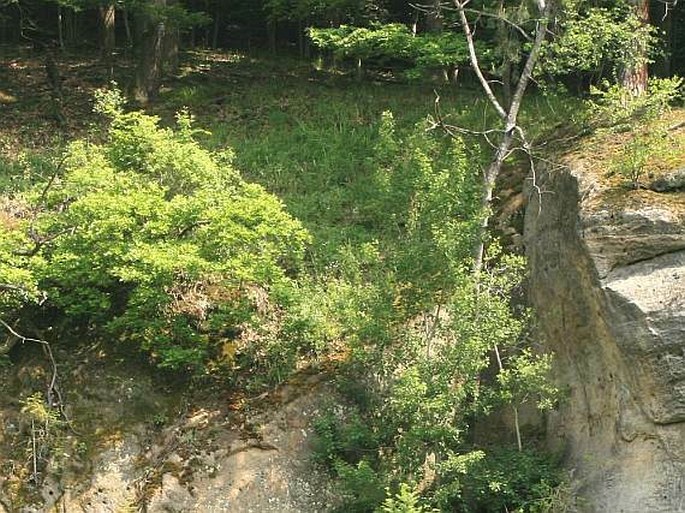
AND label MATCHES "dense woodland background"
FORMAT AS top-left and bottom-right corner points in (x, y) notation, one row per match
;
(1, 0), (684, 101)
